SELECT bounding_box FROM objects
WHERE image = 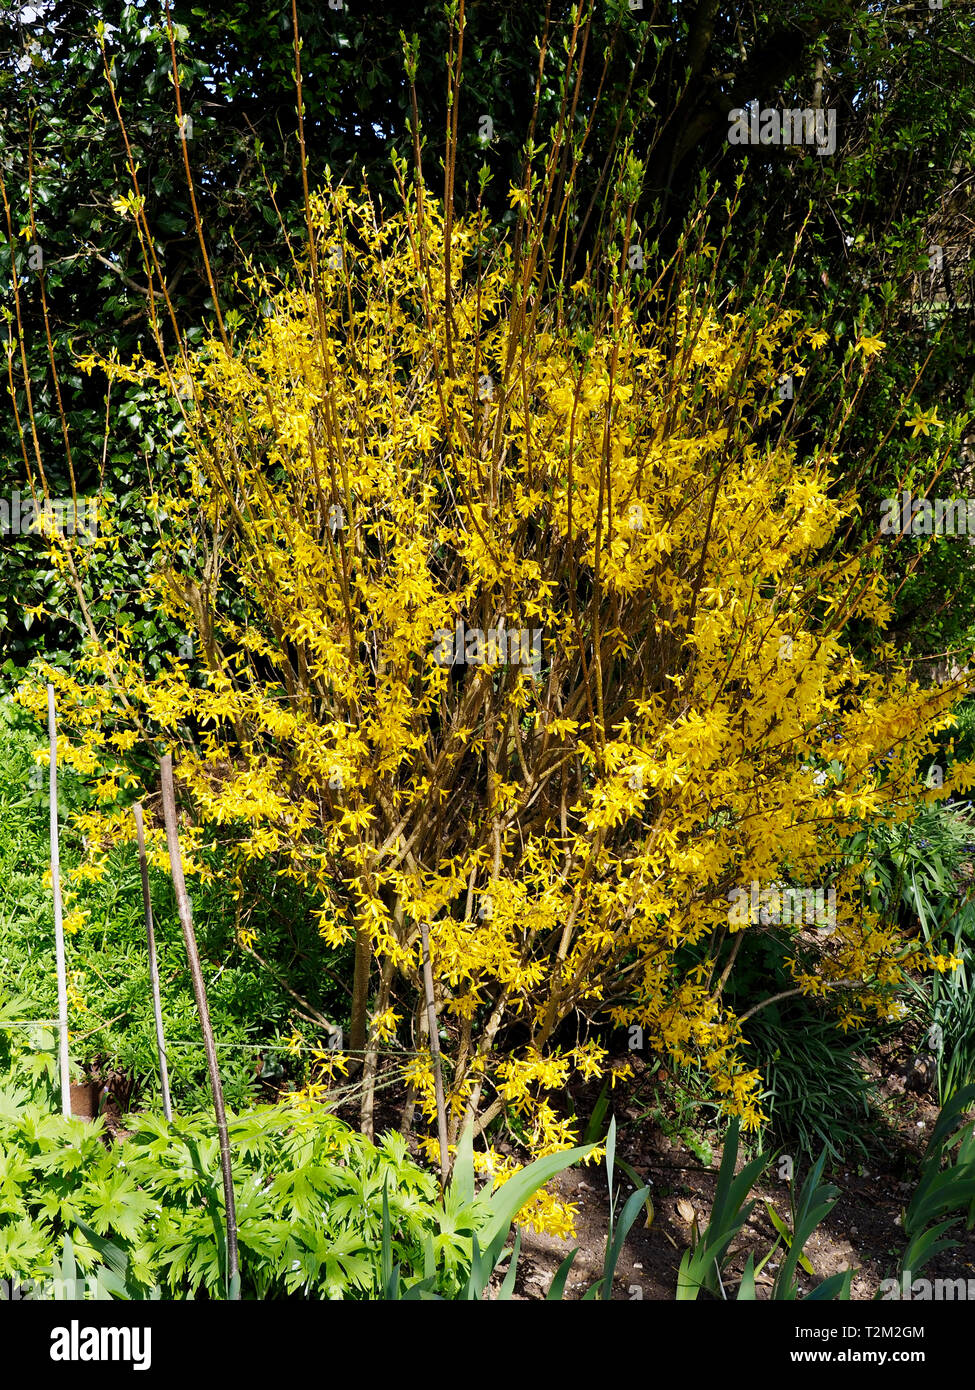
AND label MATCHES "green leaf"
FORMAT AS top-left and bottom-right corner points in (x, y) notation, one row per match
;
(764, 1200), (815, 1276)
(546, 1248), (579, 1300)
